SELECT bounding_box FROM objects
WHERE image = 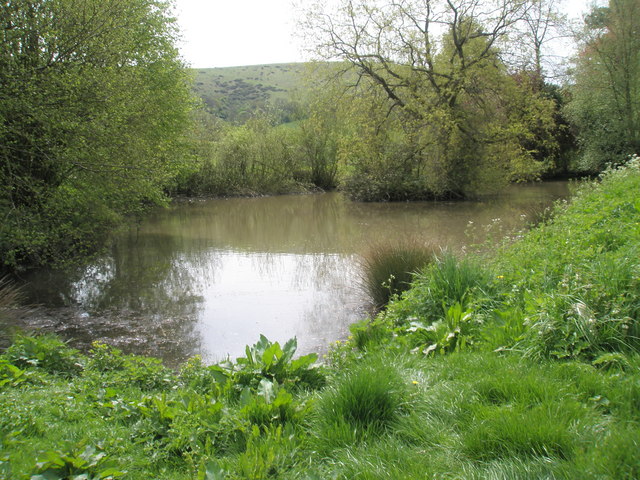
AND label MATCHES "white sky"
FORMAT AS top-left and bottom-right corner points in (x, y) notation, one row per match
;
(174, 0), (593, 69)
(174, 0), (304, 68)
